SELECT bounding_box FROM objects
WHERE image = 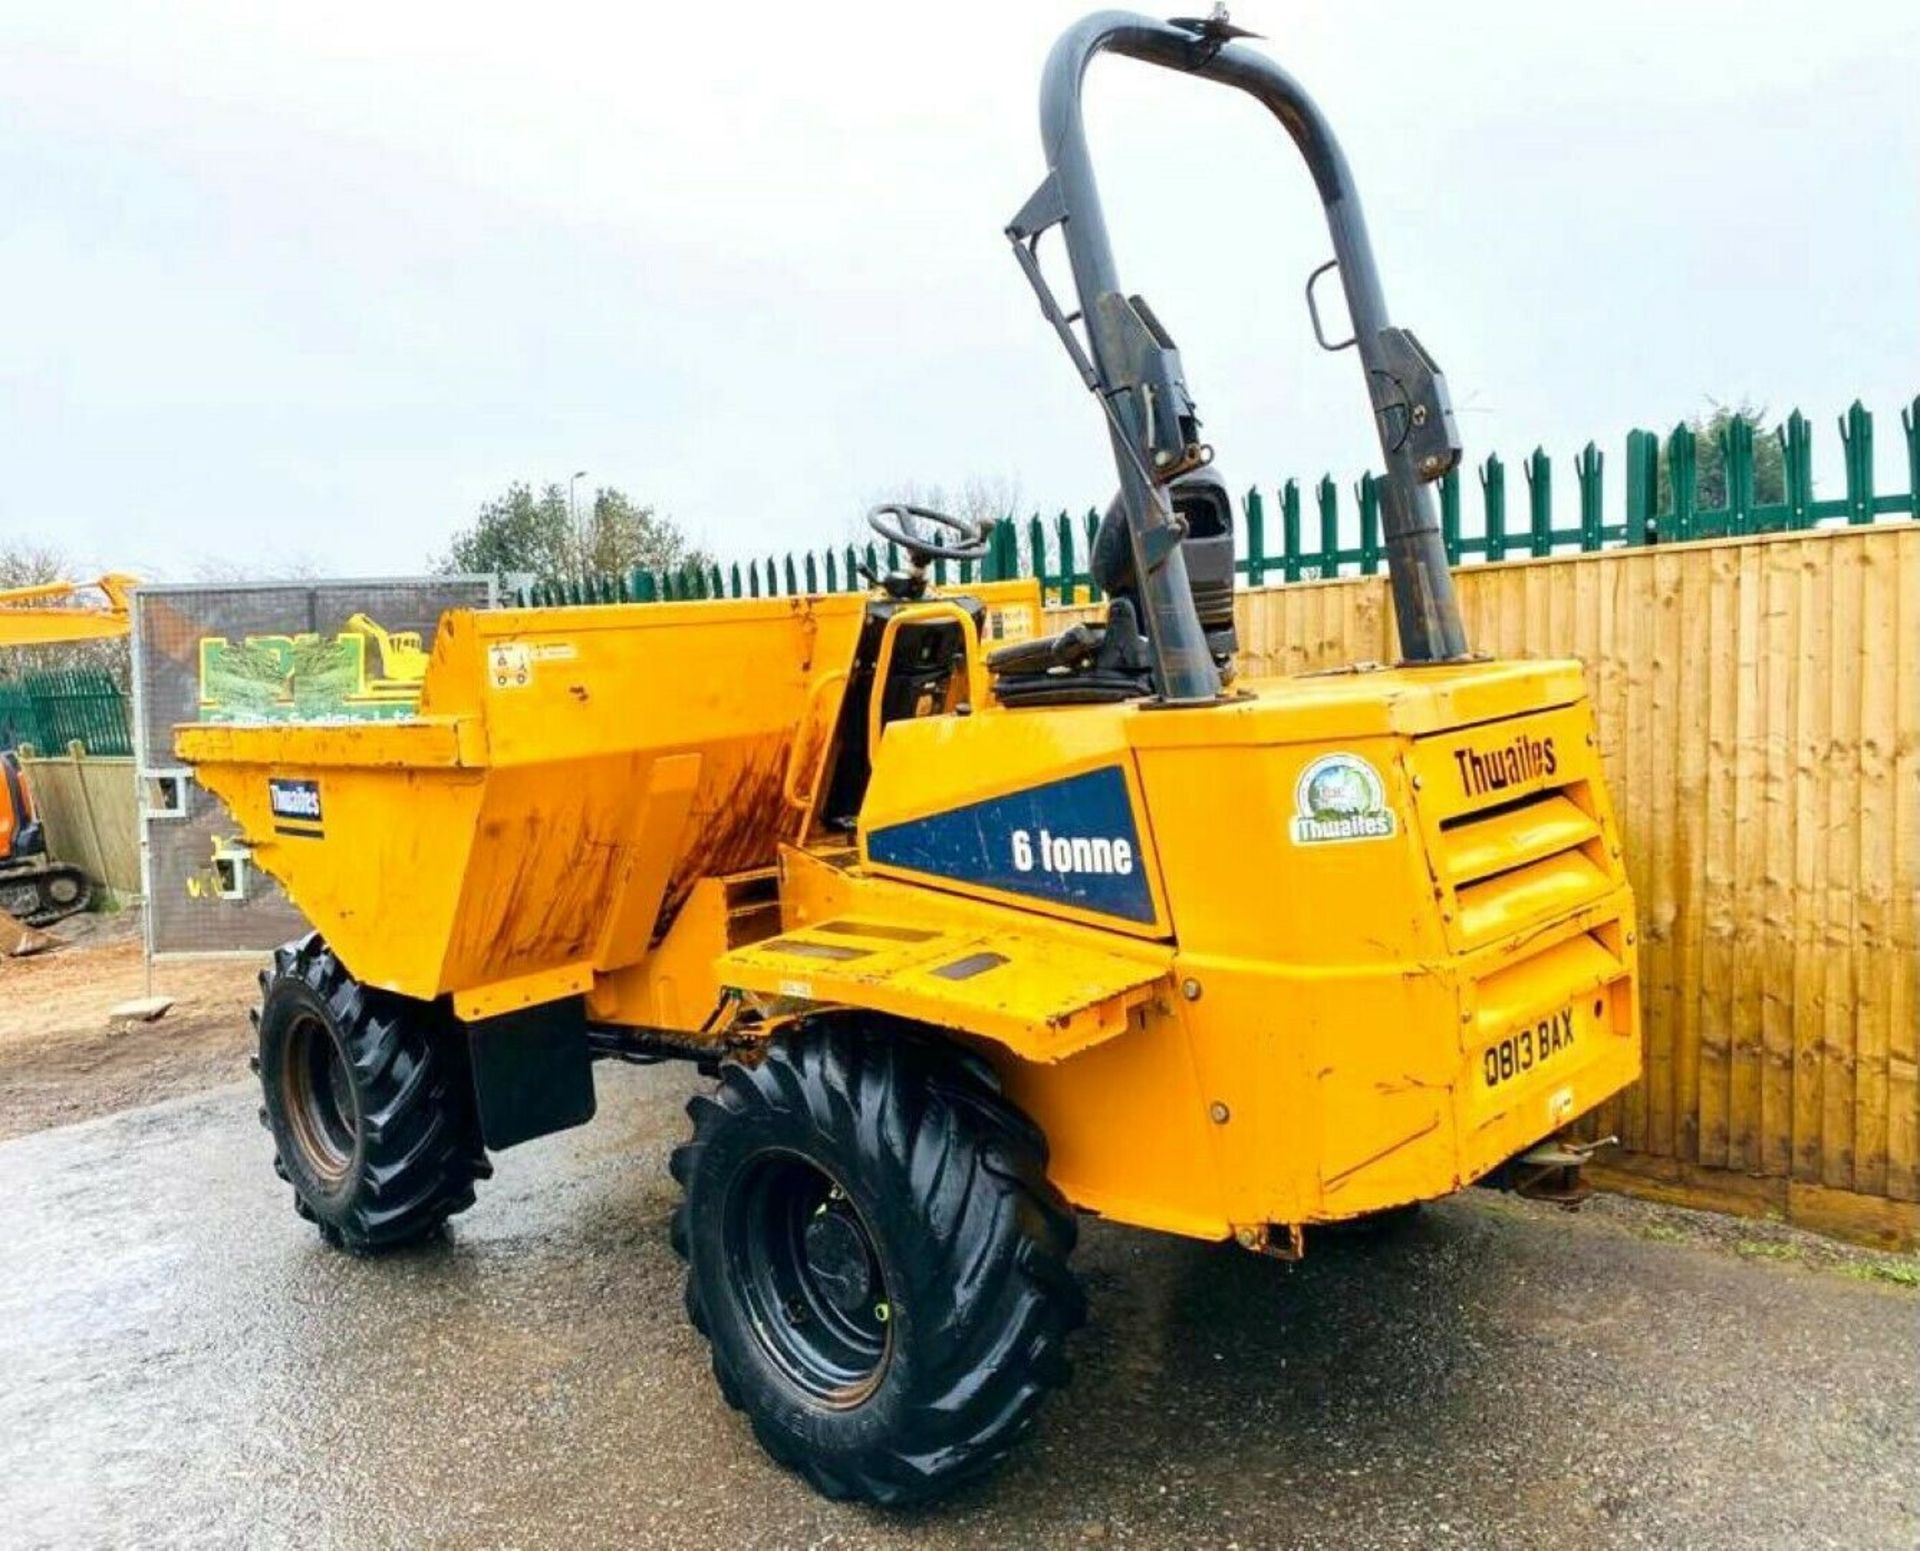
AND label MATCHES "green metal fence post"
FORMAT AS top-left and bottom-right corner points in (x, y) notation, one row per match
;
(1576, 442), (1604, 551)
(804, 553), (819, 593)
(1905, 397), (1920, 520)
(1722, 415), (1755, 536)
(1666, 422), (1696, 543)
(1481, 453), (1507, 561)
(1056, 511), (1077, 603)
(989, 519), (1018, 582)
(1243, 486), (1266, 588)
(1840, 400), (1875, 523)
(1082, 509), (1102, 602)
(1027, 514), (1047, 597)
(1316, 475), (1339, 579)
(1625, 429), (1659, 545)
(1357, 474), (1382, 574)
(1525, 447), (1552, 556)
(1281, 479), (1303, 583)
(1440, 468), (1462, 565)
(1779, 411), (1813, 528)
